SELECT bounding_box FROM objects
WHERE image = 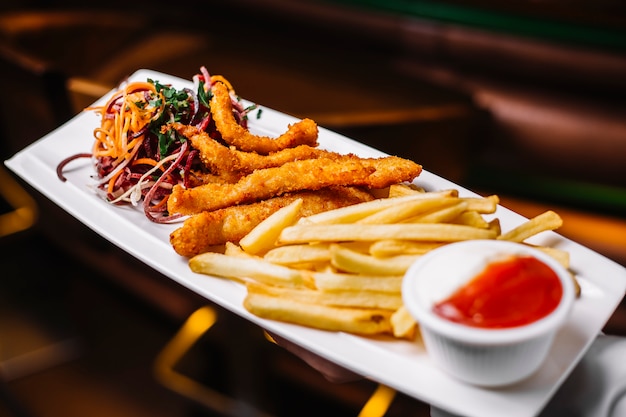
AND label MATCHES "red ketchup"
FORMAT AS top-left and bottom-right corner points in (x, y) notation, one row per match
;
(432, 255), (563, 329)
